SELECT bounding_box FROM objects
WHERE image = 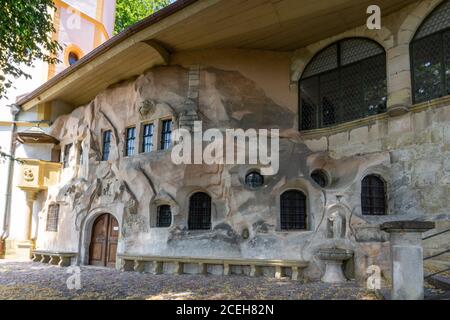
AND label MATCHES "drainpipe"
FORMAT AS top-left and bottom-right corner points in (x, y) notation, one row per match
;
(1, 104), (21, 243)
